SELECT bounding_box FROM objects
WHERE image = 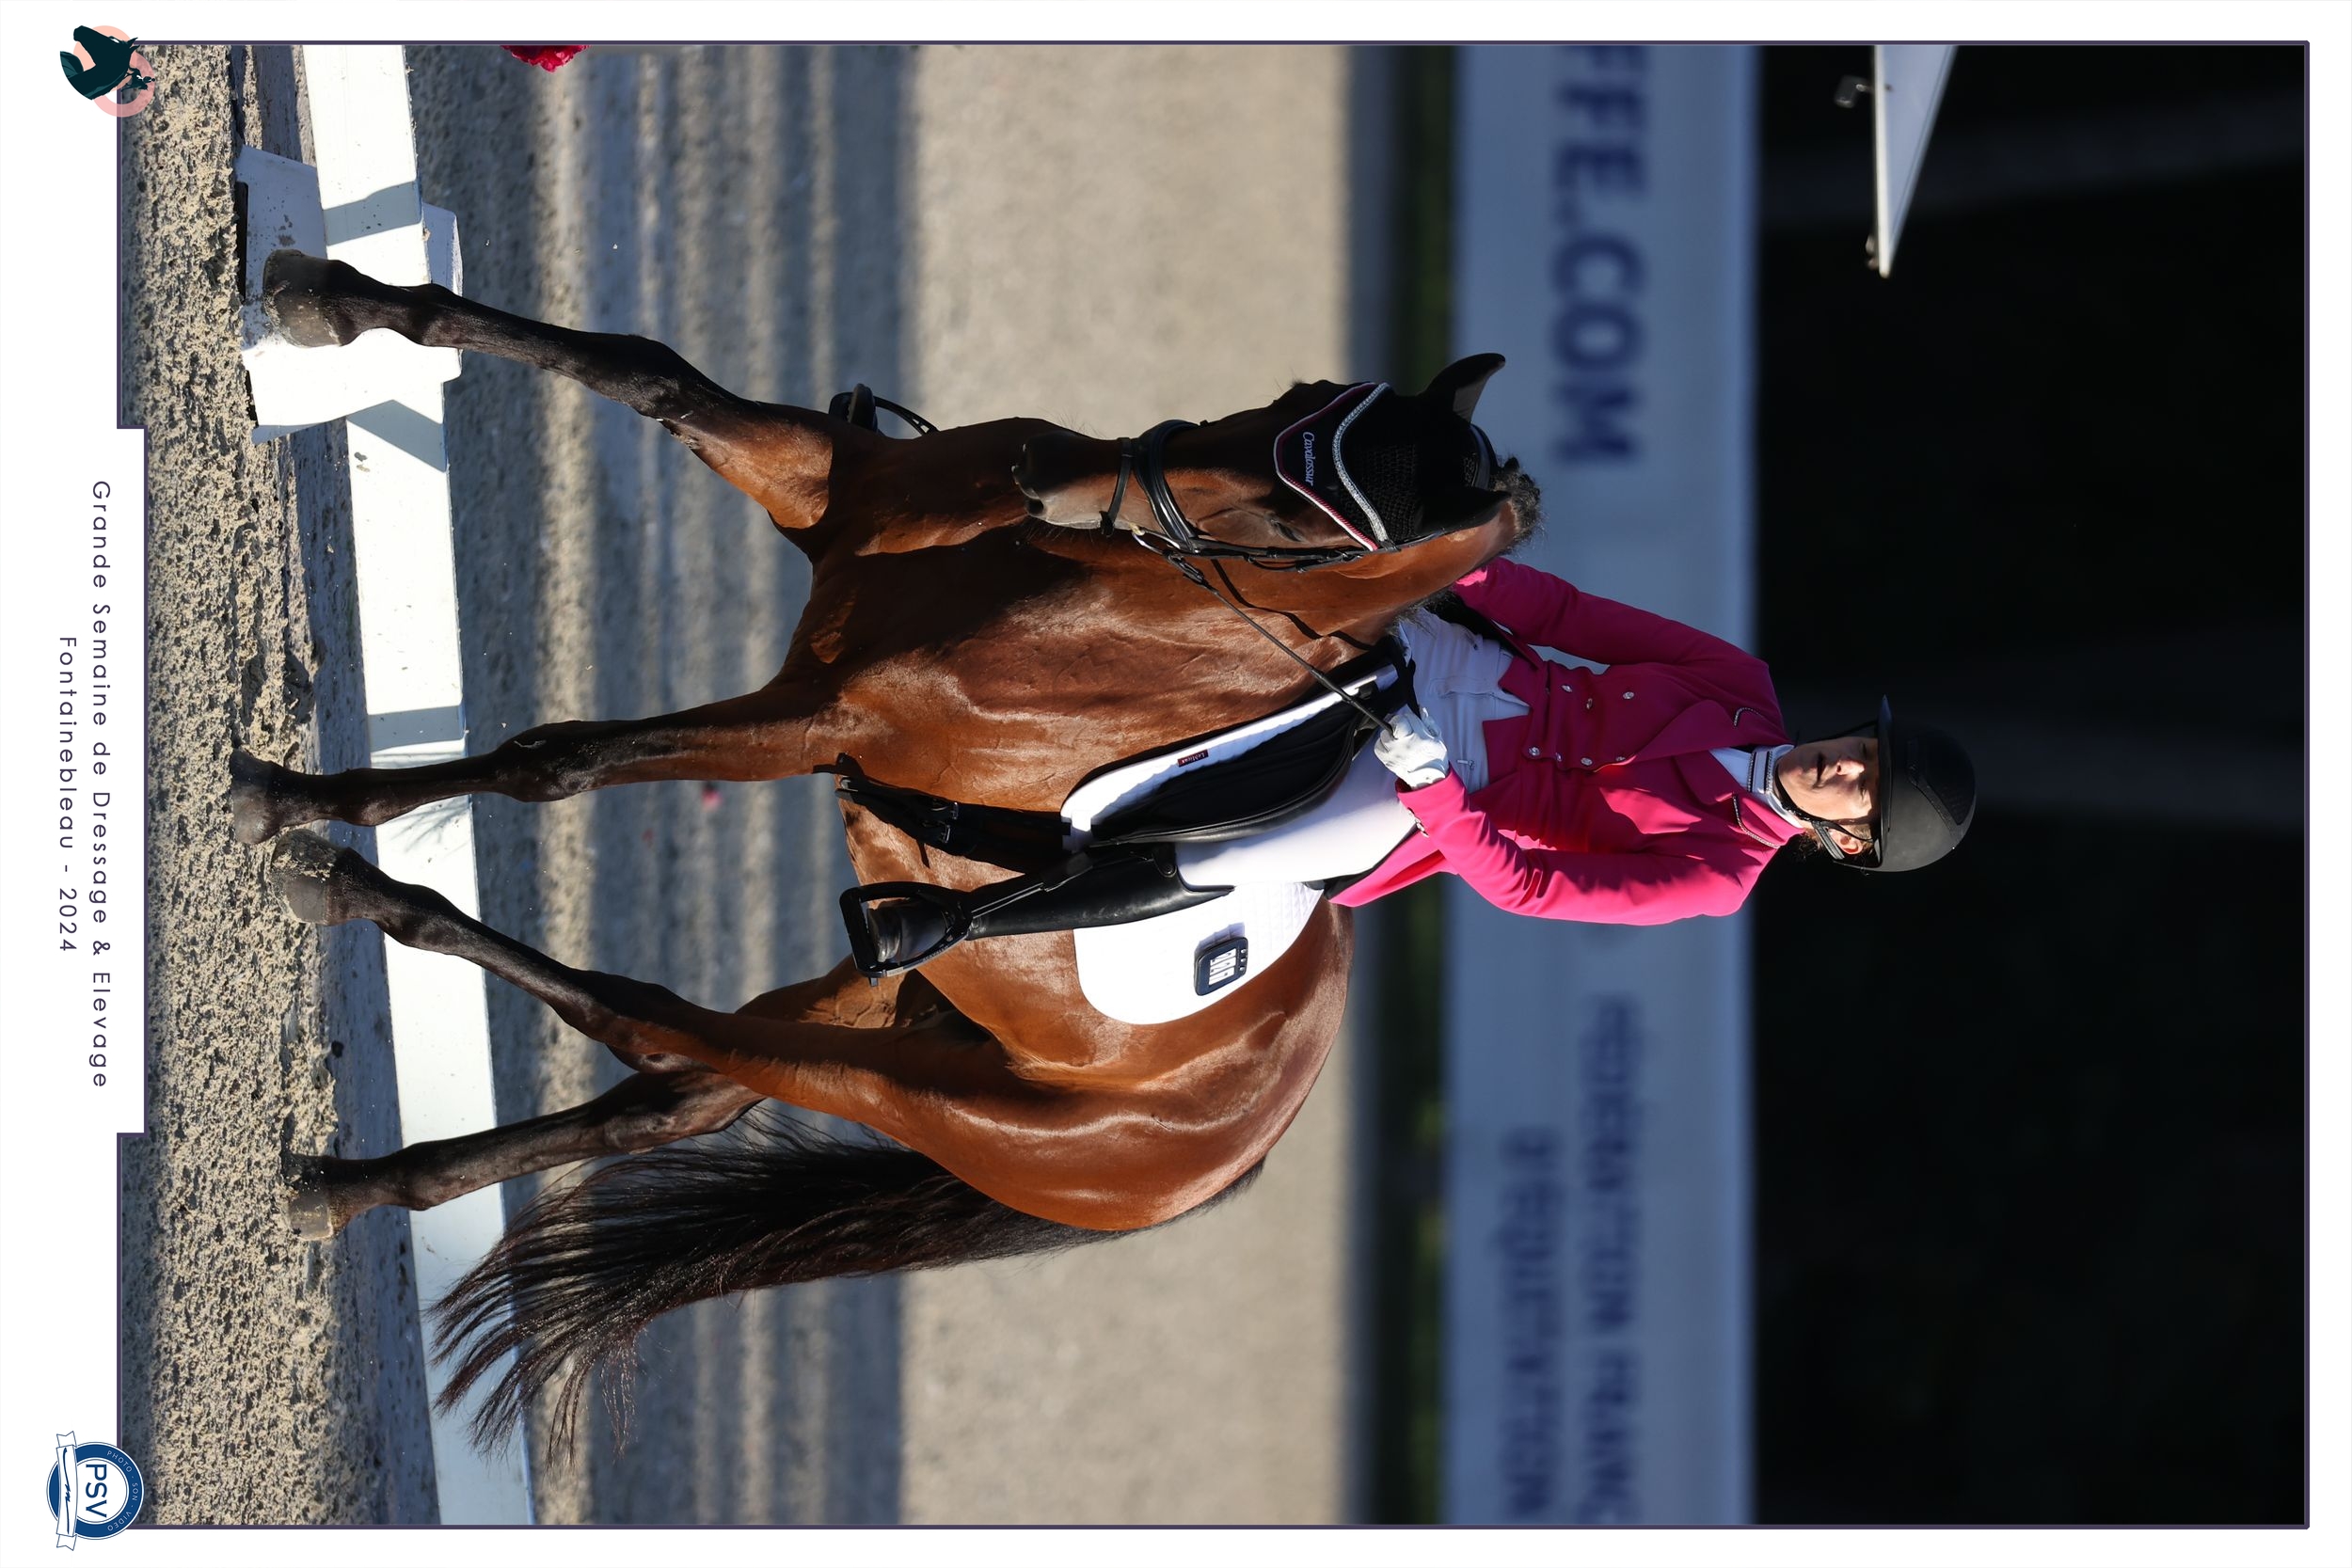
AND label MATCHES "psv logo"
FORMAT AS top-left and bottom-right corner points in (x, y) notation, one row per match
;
(45, 1435), (144, 1543)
